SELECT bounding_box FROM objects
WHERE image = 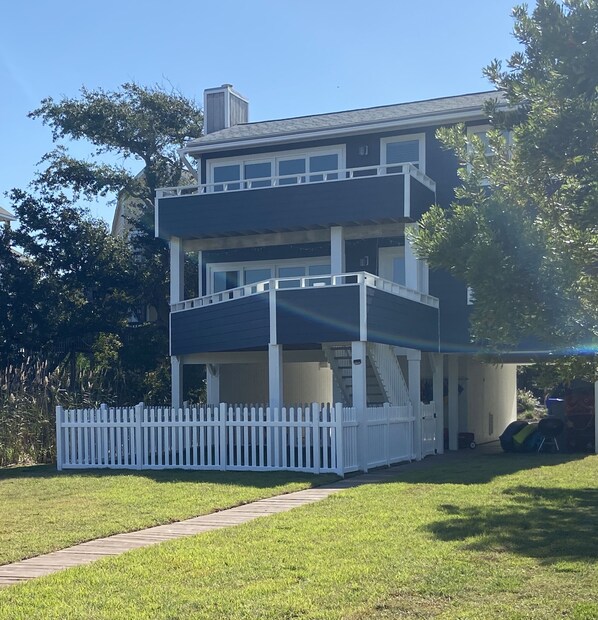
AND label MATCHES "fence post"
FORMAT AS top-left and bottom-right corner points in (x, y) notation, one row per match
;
(384, 402), (391, 468)
(135, 402), (144, 469)
(334, 402), (344, 477)
(312, 402), (320, 474)
(357, 407), (368, 473)
(219, 403), (227, 471)
(55, 406), (63, 471)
